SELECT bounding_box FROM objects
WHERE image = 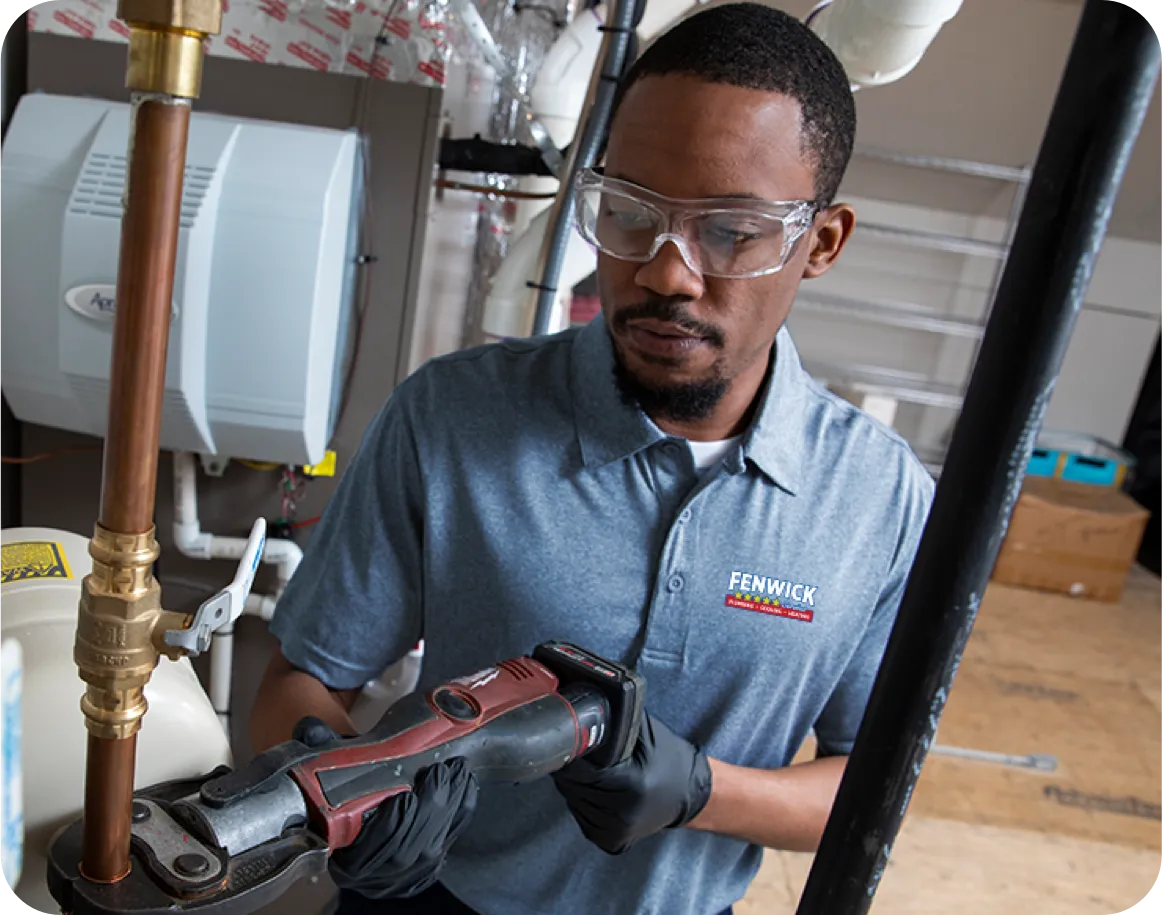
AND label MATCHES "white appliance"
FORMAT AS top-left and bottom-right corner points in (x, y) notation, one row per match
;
(1, 93), (363, 466)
